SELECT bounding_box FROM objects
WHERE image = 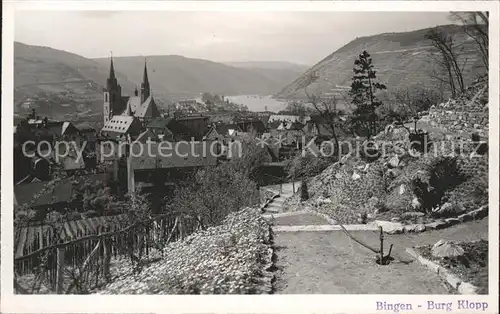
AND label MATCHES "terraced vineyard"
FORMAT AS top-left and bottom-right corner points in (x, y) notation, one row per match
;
(276, 25), (485, 99)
